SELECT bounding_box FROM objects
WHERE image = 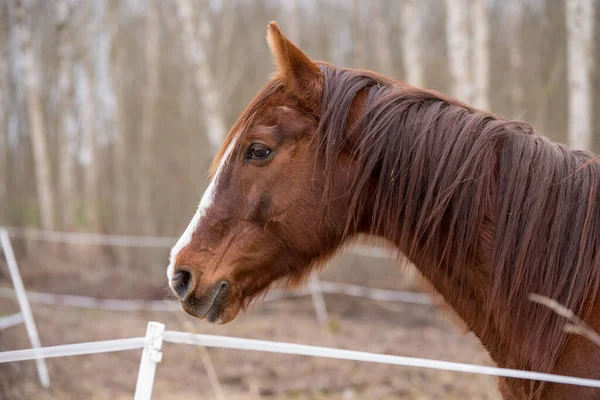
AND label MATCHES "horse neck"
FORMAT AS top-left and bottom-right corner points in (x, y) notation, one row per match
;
(331, 78), (600, 396)
(348, 90), (520, 368)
